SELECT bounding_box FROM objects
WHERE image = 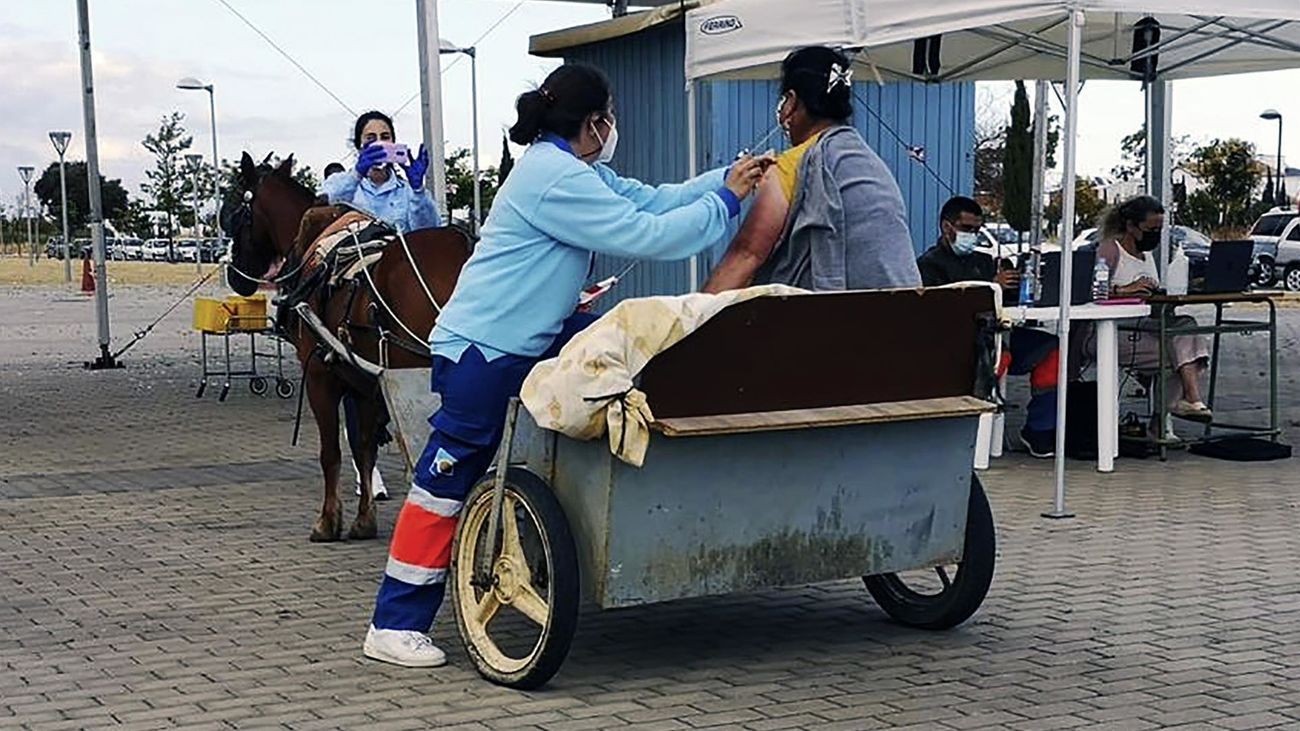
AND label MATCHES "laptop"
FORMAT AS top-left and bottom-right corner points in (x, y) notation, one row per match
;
(1037, 249), (1097, 308)
(1195, 240), (1253, 294)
